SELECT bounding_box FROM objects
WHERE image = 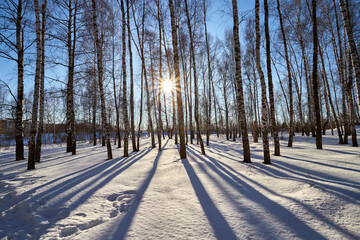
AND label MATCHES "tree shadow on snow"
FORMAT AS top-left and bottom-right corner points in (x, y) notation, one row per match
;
(21, 146), (154, 239)
(186, 145), (330, 240)
(182, 157), (238, 240)
(106, 139), (169, 240)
